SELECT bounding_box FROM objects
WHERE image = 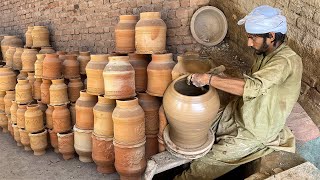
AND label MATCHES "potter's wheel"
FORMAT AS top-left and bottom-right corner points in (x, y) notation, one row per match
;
(163, 125), (214, 160)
